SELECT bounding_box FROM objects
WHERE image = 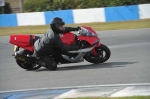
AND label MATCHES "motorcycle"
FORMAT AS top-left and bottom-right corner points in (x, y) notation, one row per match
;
(9, 26), (111, 70)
